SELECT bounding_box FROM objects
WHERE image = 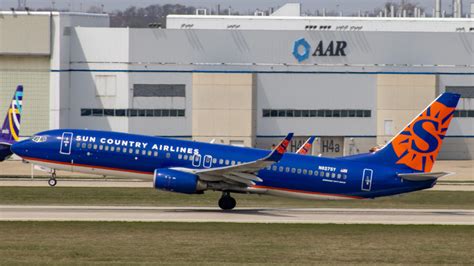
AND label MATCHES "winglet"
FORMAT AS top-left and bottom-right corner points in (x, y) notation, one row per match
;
(266, 133), (293, 162)
(296, 136), (315, 155)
